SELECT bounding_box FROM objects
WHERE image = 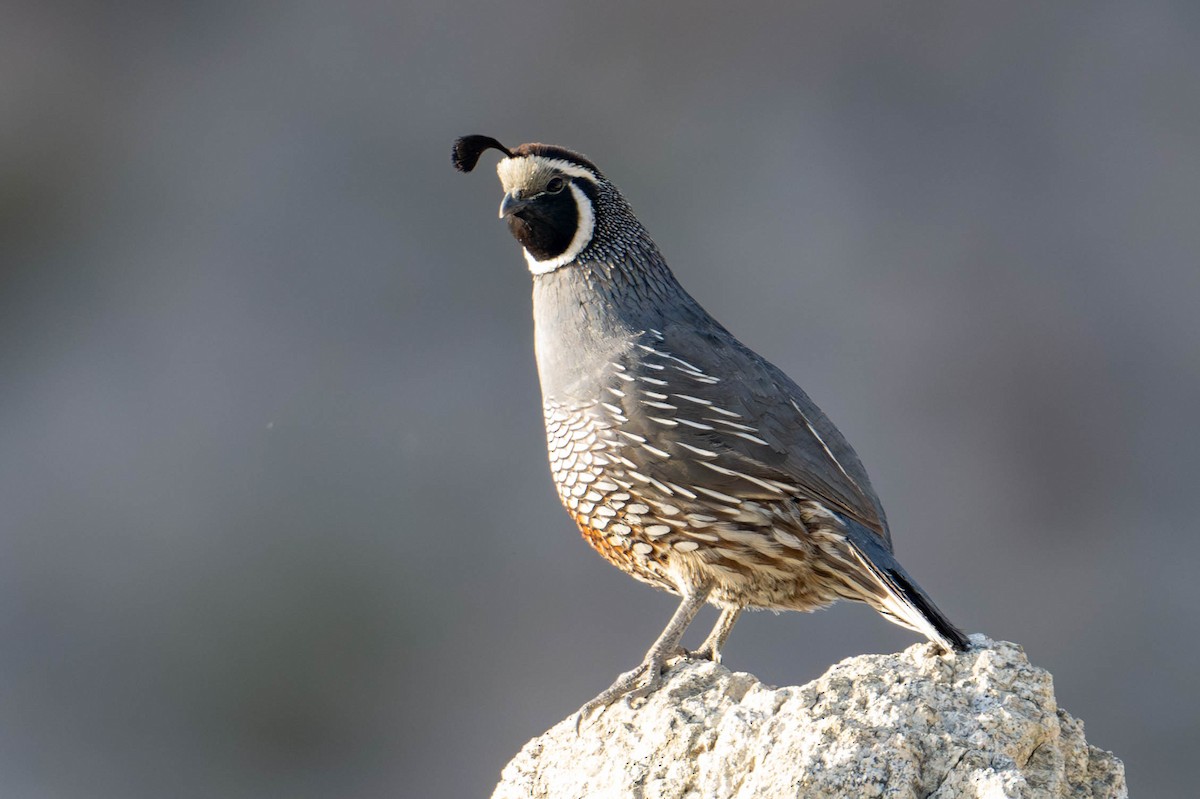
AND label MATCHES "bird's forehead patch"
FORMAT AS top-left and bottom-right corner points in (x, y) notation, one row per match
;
(497, 155), (598, 193)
